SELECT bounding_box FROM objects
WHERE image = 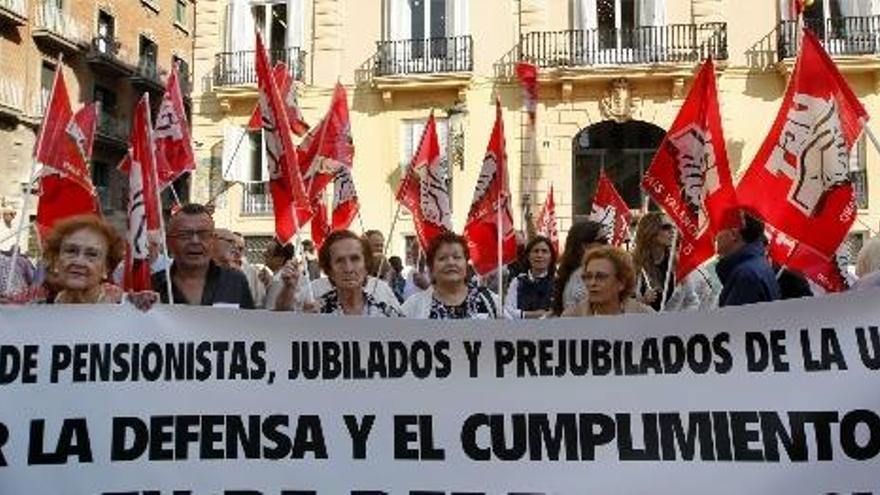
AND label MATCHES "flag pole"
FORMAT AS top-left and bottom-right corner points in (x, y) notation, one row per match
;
(659, 228), (677, 312)
(496, 194), (504, 318)
(143, 93), (175, 305)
